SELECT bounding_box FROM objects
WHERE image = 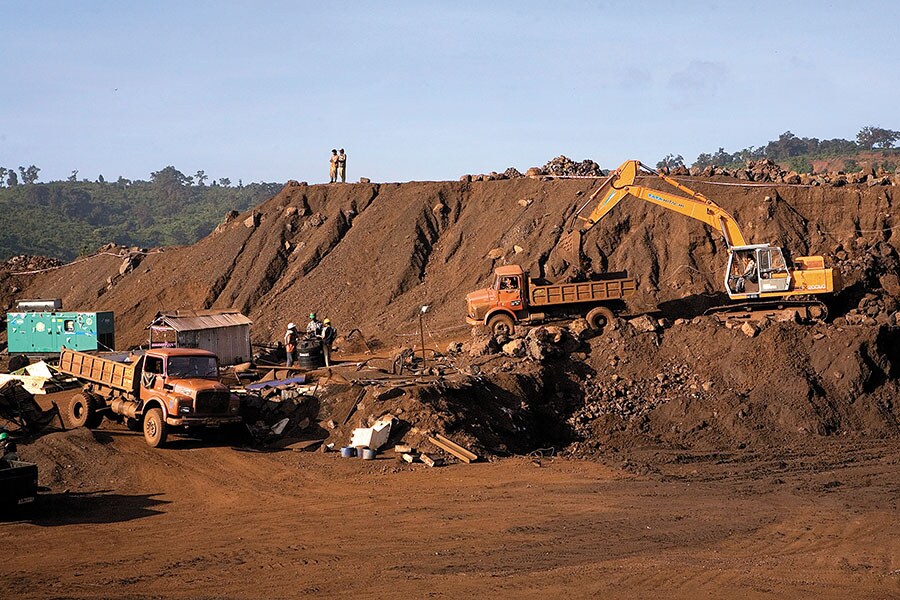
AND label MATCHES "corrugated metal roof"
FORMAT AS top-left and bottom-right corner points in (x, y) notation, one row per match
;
(149, 309), (253, 332)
